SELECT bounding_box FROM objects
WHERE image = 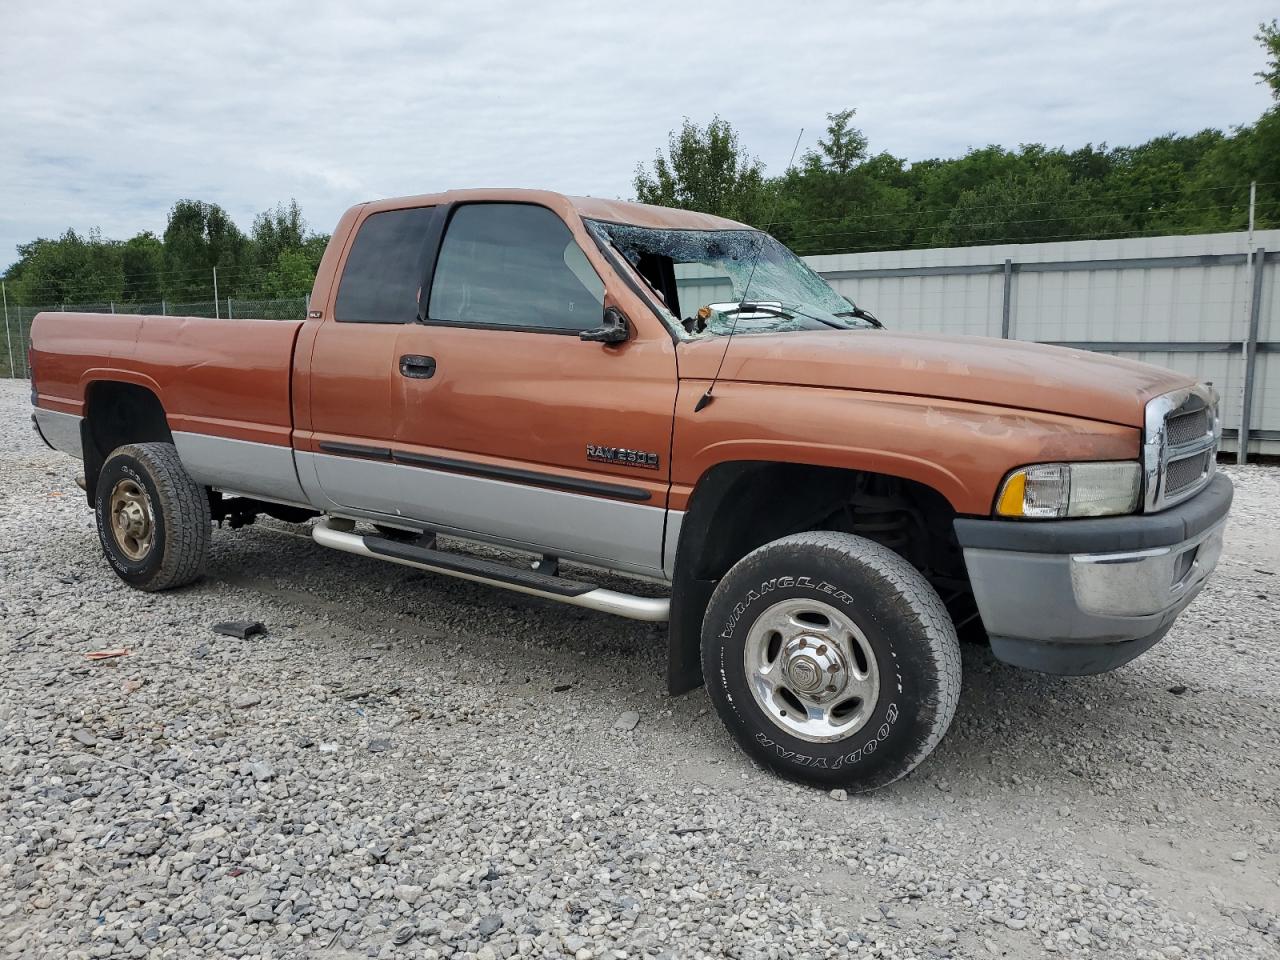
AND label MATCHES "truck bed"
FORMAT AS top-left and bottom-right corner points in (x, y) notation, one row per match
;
(31, 312), (307, 504)
(31, 312), (303, 444)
